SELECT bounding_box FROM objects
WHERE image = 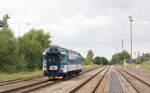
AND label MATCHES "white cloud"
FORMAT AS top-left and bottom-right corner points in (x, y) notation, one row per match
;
(46, 14), (116, 58)
(0, 0), (150, 59)
(49, 14), (113, 37)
